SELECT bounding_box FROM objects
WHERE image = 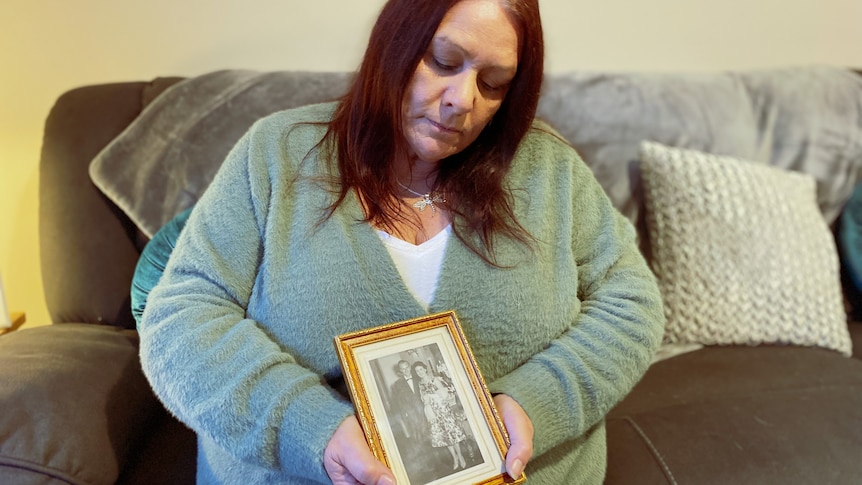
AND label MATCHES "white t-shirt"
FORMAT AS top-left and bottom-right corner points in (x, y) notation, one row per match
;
(376, 225), (452, 311)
